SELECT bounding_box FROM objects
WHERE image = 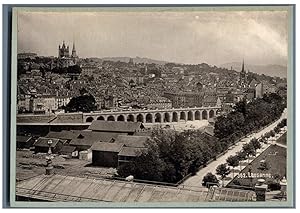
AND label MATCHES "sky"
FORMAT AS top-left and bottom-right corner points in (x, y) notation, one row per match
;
(17, 10), (289, 66)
